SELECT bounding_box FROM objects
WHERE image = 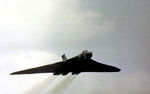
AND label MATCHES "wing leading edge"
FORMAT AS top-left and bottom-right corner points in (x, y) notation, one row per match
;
(10, 62), (61, 75)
